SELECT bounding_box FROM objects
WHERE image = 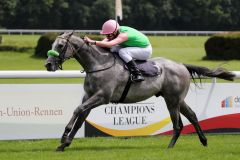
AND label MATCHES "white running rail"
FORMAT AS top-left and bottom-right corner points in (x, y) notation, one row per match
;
(0, 70), (239, 79)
